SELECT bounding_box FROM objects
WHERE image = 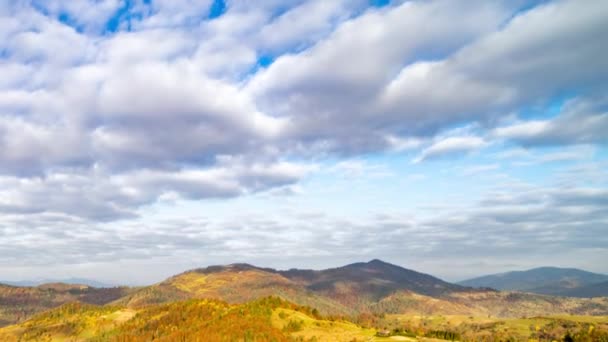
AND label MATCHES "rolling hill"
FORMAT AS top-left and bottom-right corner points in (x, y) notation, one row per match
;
(1, 296), (608, 342)
(458, 267), (608, 297)
(0, 297), (383, 342)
